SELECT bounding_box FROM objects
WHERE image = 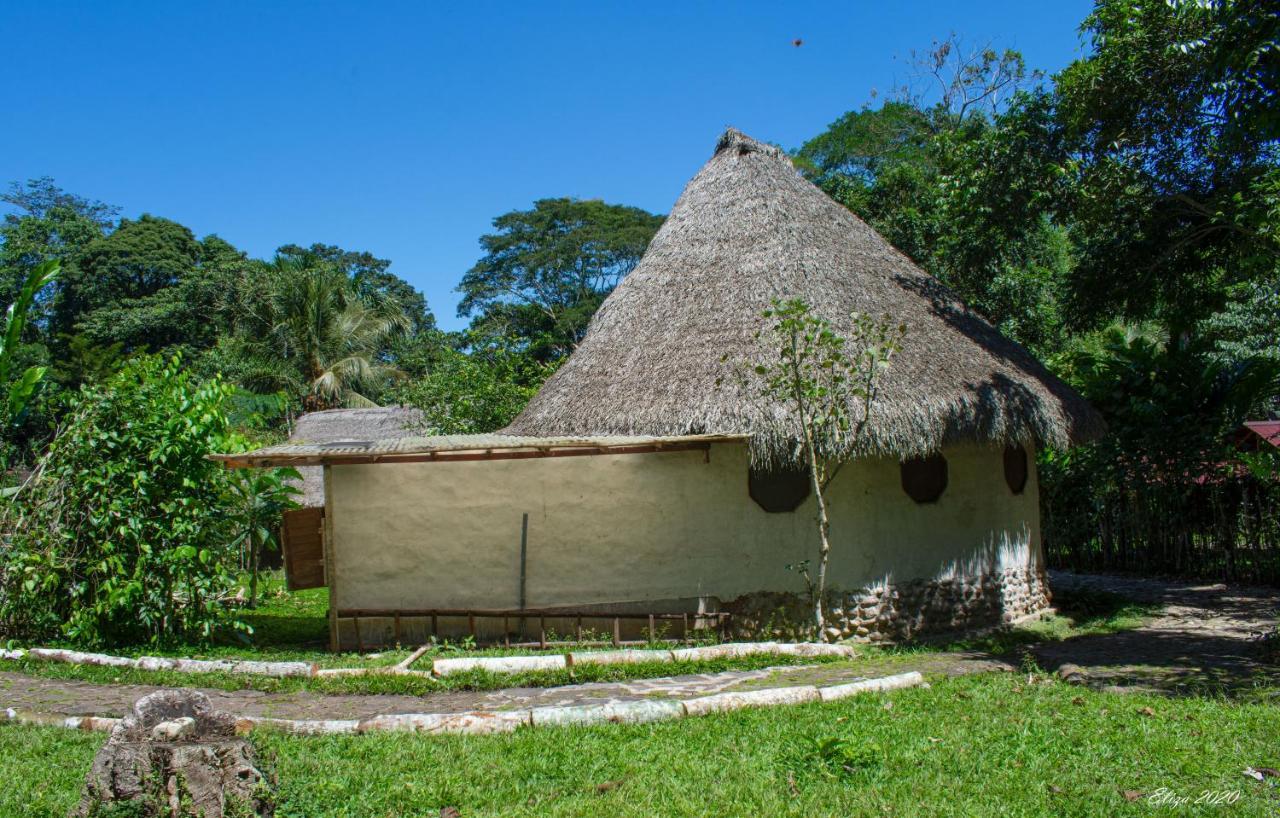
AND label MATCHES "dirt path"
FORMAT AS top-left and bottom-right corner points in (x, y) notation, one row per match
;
(1034, 571), (1279, 695)
(0, 652), (1005, 722)
(2, 572), (1275, 719)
